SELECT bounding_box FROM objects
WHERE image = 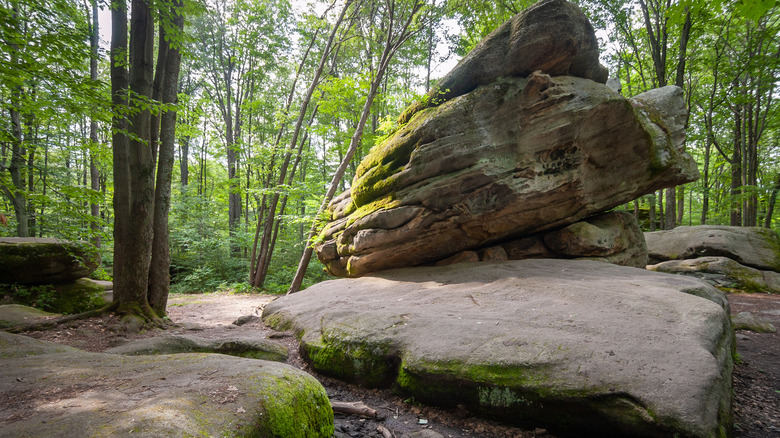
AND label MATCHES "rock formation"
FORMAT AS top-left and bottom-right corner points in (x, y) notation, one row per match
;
(648, 256), (780, 294)
(312, 0), (697, 278)
(646, 226), (780, 293)
(646, 226), (780, 272)
(265, 3), (735, 436)
(0, 237), (100, 284)
(264, 260), (733, 437)
(0, 331), (334, 437)
(317, 75), (697, 276)
(398, 0), (608, 124)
